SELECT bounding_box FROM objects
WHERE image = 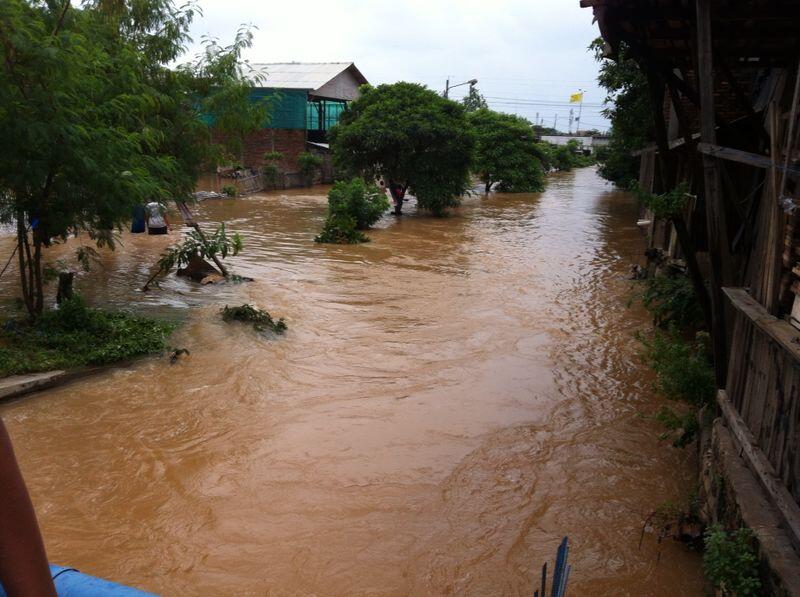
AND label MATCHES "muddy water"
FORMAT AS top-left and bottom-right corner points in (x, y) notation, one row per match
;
(0, 168), (704, 595)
